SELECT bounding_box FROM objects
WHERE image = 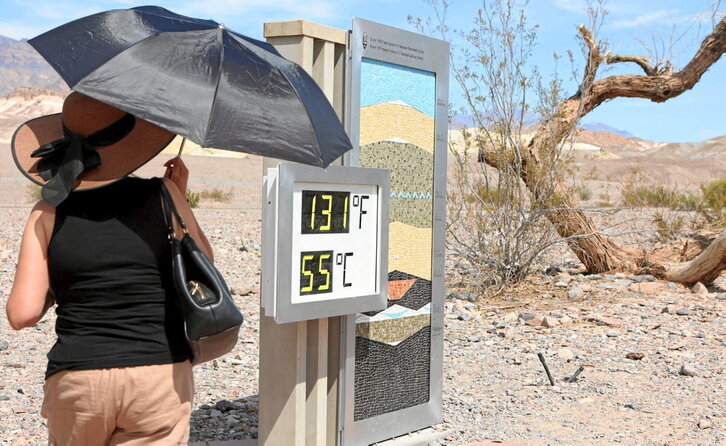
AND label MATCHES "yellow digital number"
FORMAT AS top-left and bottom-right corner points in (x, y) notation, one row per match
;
(310, 195), (316, 230)
(301, 255), (314, 292)
(318, 254), (331, 291)
(343, 195), (348, 229)
(320, 194), (332, 231)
